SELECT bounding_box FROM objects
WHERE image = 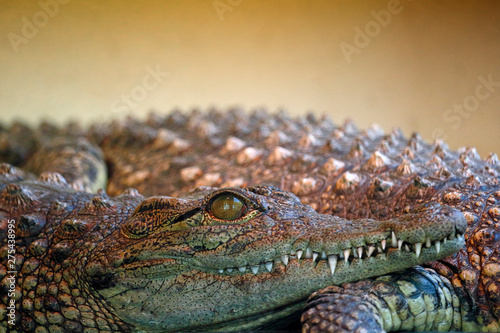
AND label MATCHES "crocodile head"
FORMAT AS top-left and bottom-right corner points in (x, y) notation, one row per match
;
(86, 185), (467, 331)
